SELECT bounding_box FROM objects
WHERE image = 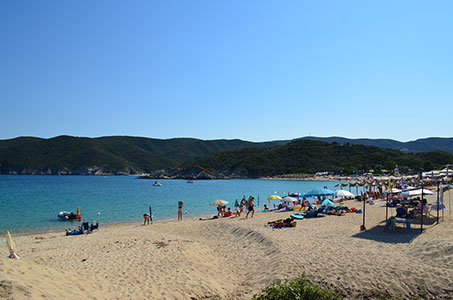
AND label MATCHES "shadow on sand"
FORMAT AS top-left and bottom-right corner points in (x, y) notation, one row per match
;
(351, 224), (420, 244)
